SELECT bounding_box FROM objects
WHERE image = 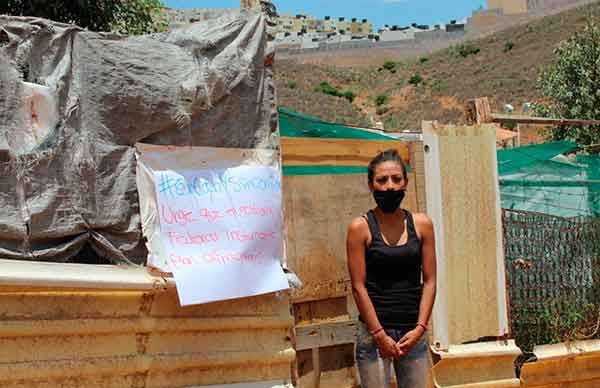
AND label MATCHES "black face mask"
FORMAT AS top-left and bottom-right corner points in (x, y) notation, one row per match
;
(373, 189), (405, 213)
